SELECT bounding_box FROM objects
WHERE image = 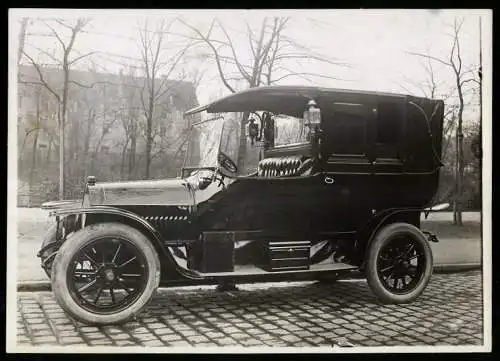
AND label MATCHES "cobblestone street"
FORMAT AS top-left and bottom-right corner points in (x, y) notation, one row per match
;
(16, 271), (483, 349)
